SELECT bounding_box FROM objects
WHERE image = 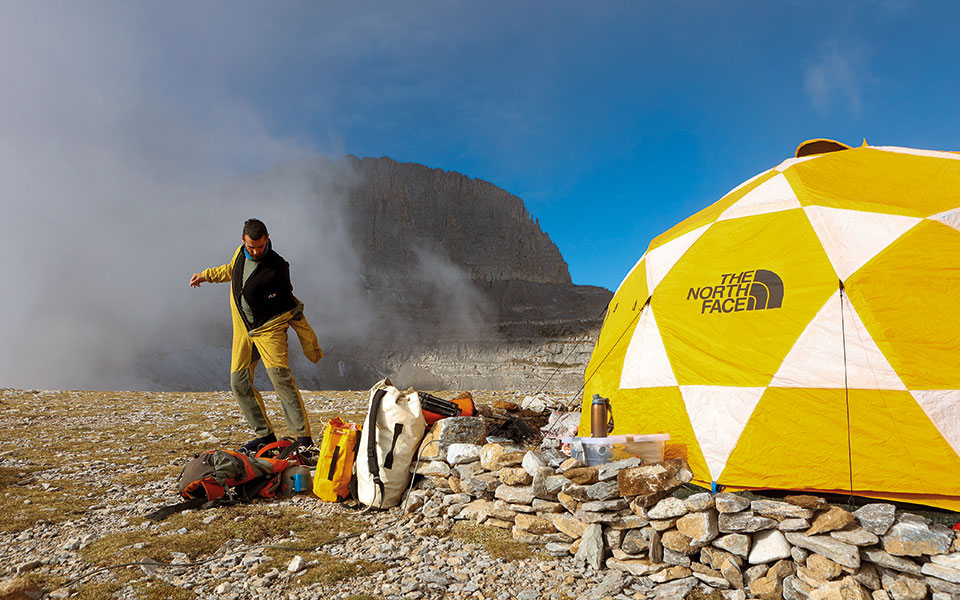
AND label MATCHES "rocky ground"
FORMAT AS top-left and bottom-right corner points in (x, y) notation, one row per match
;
(0, 387), (625, 600)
